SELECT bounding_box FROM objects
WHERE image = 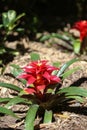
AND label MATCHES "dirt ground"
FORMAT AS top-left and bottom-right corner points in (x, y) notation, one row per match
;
(0, 38), (87, 130)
